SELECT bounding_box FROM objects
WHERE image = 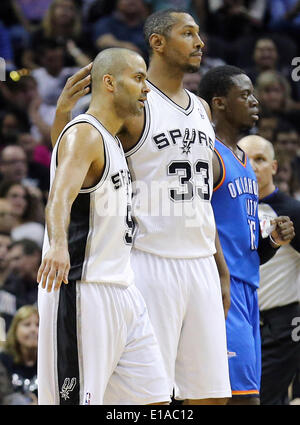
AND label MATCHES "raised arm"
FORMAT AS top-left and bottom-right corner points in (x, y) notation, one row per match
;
(51, 64), (92, 147)
(37, 123), (104, 292)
